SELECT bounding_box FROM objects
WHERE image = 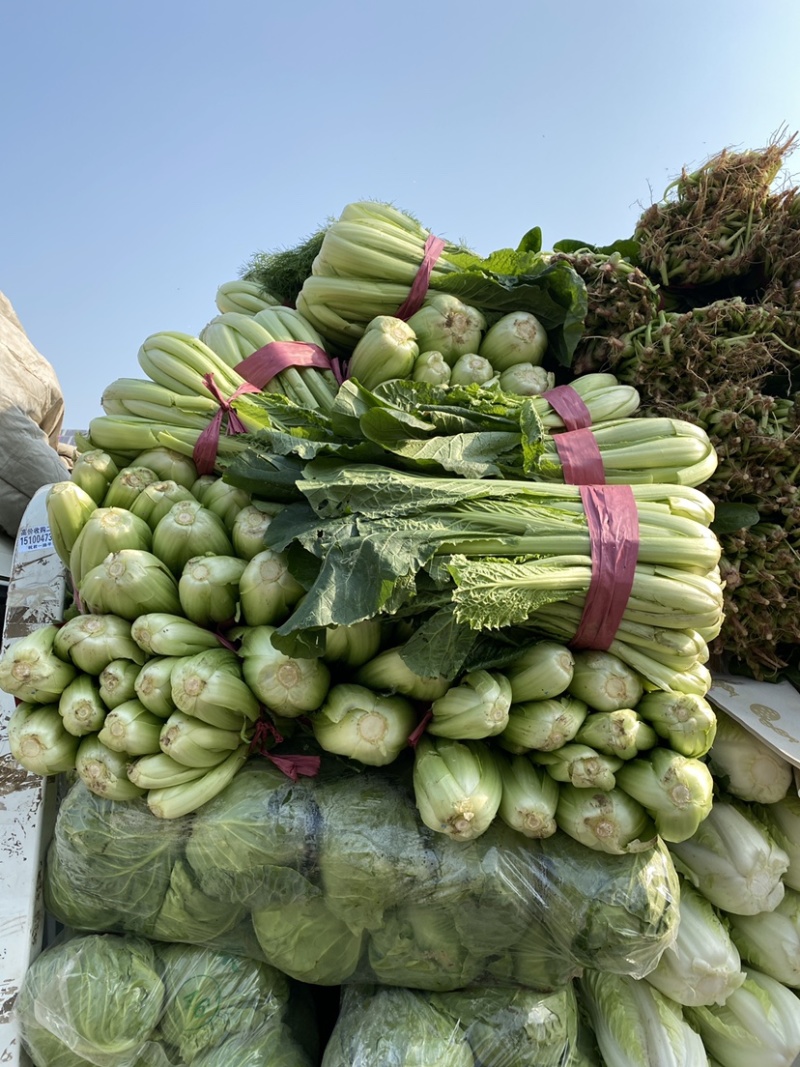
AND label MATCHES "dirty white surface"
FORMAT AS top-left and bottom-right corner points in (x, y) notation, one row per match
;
(0, 486), (66, 1067)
